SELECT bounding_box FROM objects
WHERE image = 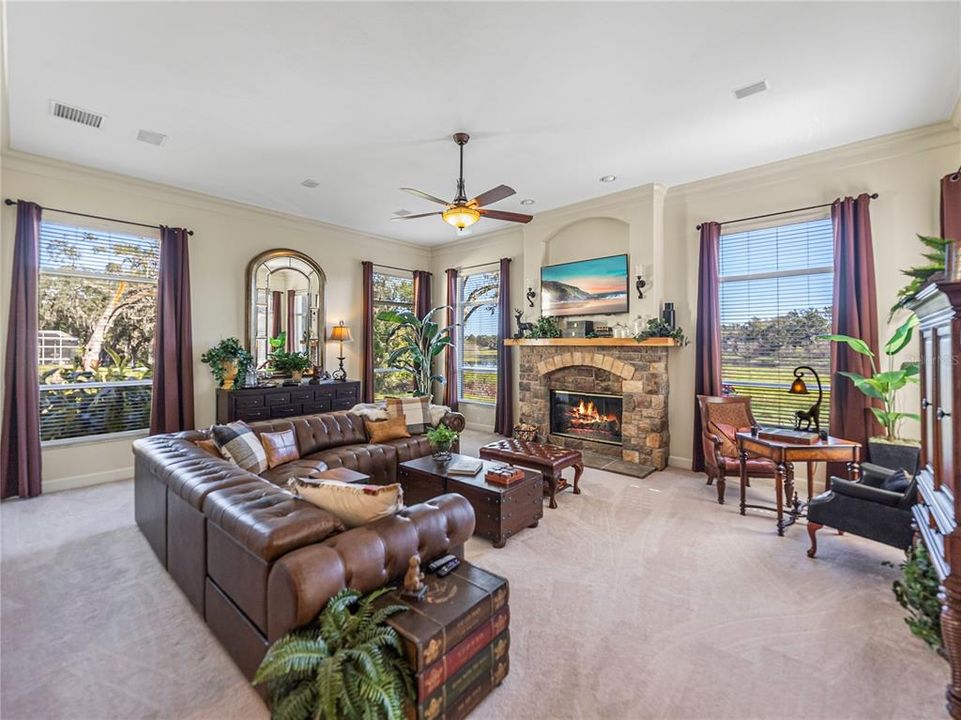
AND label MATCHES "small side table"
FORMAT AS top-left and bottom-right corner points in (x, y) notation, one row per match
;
(736, 432), (862, 536)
